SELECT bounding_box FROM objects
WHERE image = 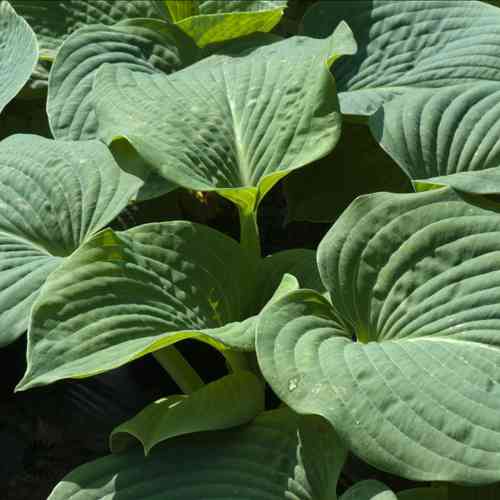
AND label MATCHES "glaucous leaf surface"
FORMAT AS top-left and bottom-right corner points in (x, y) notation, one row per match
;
(0, 1), (38, 112)
(94, 23), (356, 213)
(47, 408), (346, 500)
(257, 187), (500, 483)
(341, 480), (397, 500)
(176, 0), (287, 47)
(284, 121), (411, 223)
(110, 371), (264, 454)
(0, 135), (142, 347)
(11, 0), (164, 91)
(369, 83), (500, 194)
(303, 1), (500, 116)
(17, 222), (321, 390)
(48, 19), (199, 141)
